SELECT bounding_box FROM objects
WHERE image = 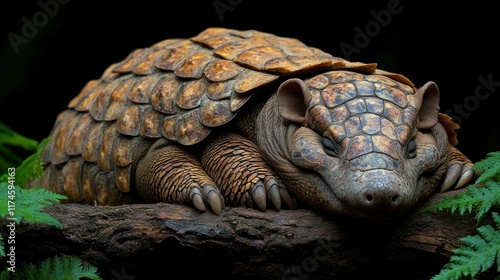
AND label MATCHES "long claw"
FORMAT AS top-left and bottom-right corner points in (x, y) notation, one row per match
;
(251, 182), (267, 211)
(266, 179), (281, 211)
(207, 191), (223, 215)
(203, 185), (224, 215)
(268, 184), (281, 211)
(190, 188), (206, 212)
(456, 168), (474, 189)
(440, 163), (462, 192)
(279, 185), (298, 209)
